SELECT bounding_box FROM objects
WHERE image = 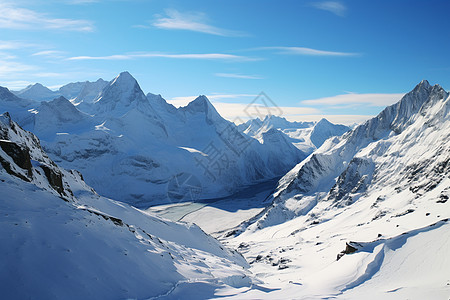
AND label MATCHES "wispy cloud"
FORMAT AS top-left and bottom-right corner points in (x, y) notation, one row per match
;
(68, 52), (259, 62)
(300, 93), (405, 107)
(0, 60), (37, 78)
(311, 1), (347, 17)
(0, 40), (35, 50)
(152, 9), (245, 37)
(215, 73), (263, 80)
(32, 50), (66, 59)
(0, 3), (94, 32)
(0, 80), (34, 90)
(260, 46), (359, 57)
(32, 50), (64, 56)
